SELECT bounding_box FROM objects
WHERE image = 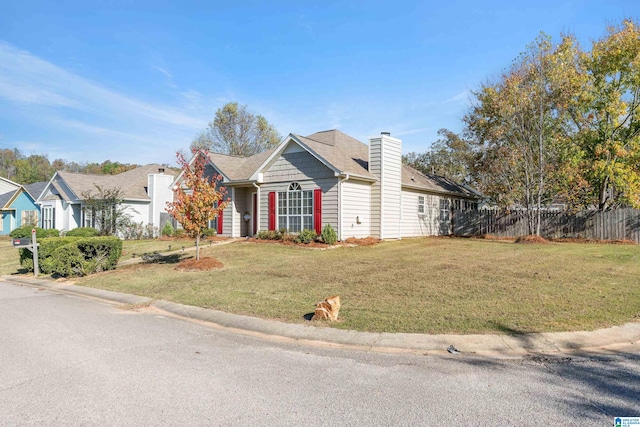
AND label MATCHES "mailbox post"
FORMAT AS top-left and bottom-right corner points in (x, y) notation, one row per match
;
(12, 229), (40, 277)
